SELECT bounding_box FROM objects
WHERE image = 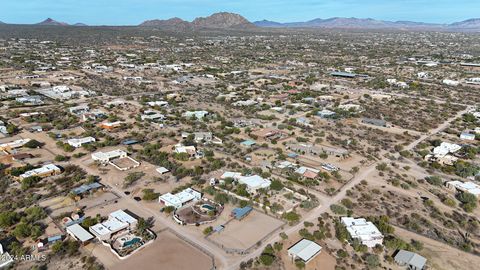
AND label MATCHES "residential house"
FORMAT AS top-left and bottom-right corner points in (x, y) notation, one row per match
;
(89, 210), (138, 241)
(67, 137), (96, 148)
(158, 188), (202, 209)
(19, 164), (61, 180)
(446, 181), (480, 198)
(341, 217), (383, 248)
